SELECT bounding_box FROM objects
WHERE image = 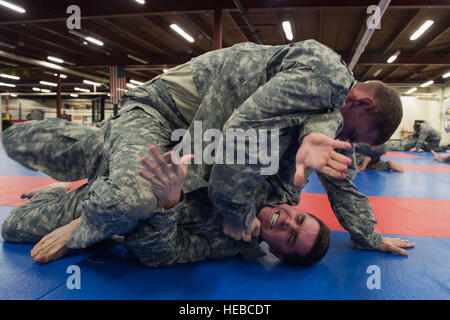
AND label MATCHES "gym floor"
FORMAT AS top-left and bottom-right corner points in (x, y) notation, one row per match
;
(0, 141), (449, 300)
